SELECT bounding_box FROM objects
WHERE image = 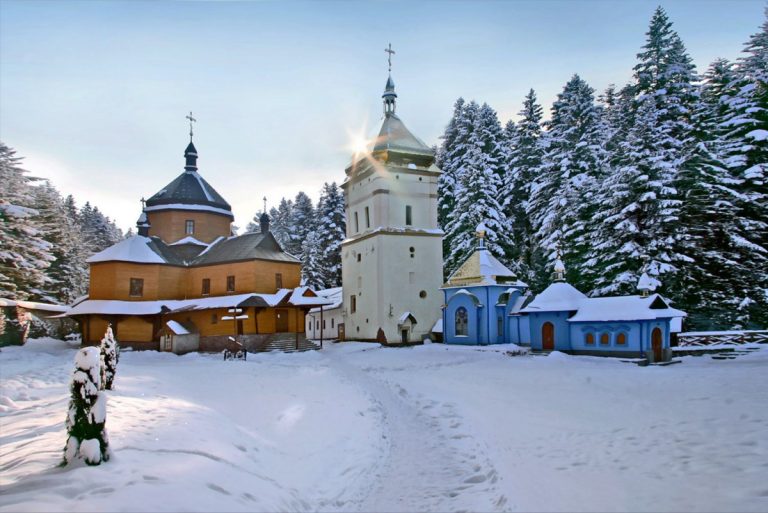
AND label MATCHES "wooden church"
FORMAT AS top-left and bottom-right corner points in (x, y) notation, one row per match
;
(65, 132), (329, 353)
